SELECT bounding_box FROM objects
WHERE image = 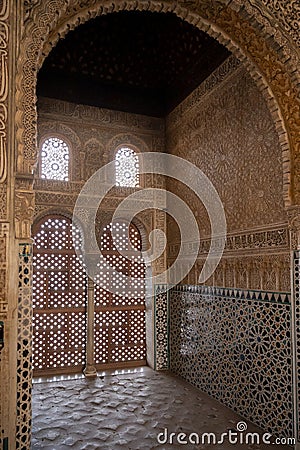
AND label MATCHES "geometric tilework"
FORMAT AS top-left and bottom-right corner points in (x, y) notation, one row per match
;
(294, 250), (300, 442)
(154, 285), (170, 370)
(16, 244), (33, 449)
(174, 284), (291, 304)
(169, 285), (294, 440)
